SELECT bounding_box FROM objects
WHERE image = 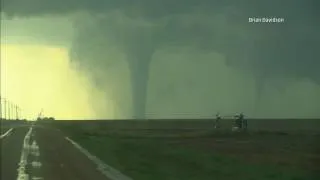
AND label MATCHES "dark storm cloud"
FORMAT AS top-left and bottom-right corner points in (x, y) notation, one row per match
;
(2, 0), (319, 80)
(2, 0), (320, 118)
(2, 0), (223, 17)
